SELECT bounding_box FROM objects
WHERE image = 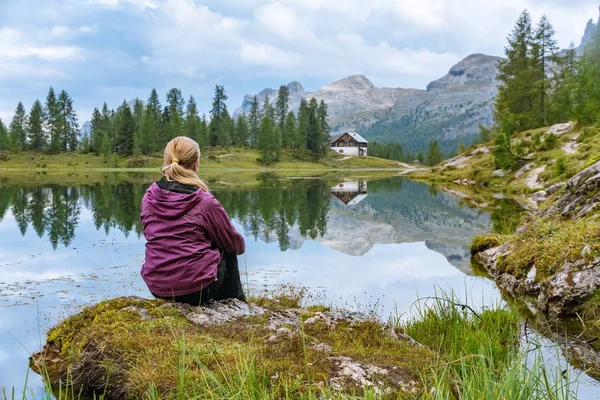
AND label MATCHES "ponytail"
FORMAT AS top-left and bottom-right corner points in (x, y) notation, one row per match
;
(162, 136), (209, 192)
